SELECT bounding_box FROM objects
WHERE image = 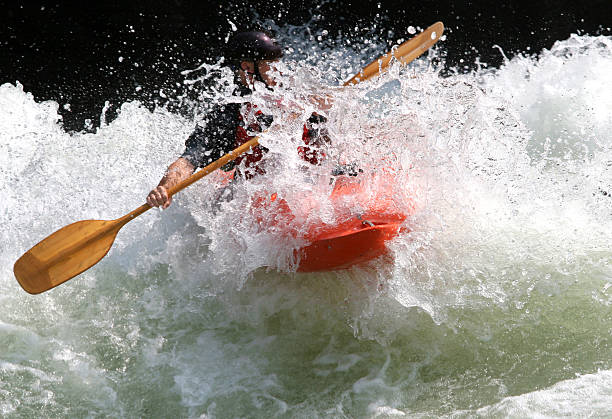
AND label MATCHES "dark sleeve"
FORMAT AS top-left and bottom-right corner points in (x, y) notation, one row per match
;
(181, 104), (239, 168)
(308, 113), (327, 125)
(306, 113), (330, 144)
